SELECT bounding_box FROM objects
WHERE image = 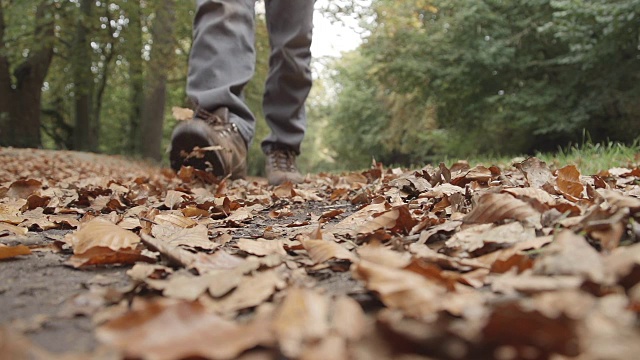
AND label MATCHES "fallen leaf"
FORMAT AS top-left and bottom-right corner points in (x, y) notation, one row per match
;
(66, 218), (140, 254)
(172, 106), (194, 121)
(236, 238), (286, 257)
(353, 260), (446, 319)
(208, 270), (285, 313)
(97, 300), (274, 360)
(533, 230), (605, 283)
(152, 271), (219, 301)
(598, 189), (640, 212)
(515, 157), (554, 189)
(153, 213), (198, 228)
(332, 296), (367, 341)
(463, 193), (540, 227)
(300, 236), (355, 264)
(357, 243), (411, 268)
(66, 246), (154, 268)
(6, 179), (42, 199)
(556, 165), (584, 200)
(152, 224), (218, 251)
(273, 182), (295, 198)
(140, 233), (197, 268)
(273, 287), (331, 358)
(482, 302), (580, 358)
(0, 223), (28, 236)
(0, 244), (31, 260)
